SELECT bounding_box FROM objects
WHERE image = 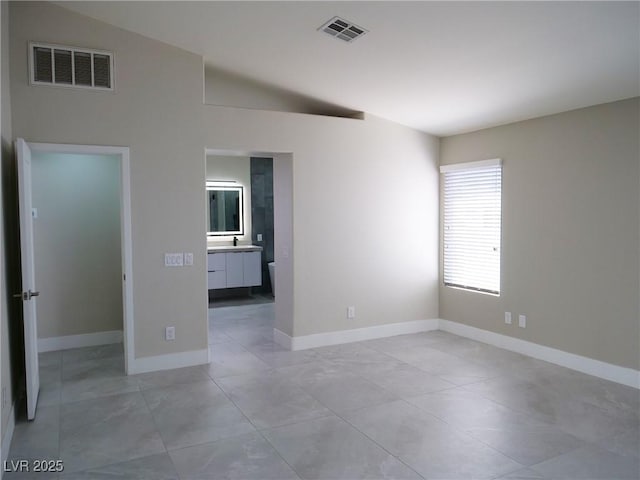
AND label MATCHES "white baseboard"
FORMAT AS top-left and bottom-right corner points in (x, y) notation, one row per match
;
(273, 318), (638, 389)
(127, 348), (209, 375)
(1, 402), (15, 475)
(439, 319), (640, 389)
(38, 330), (123, 353)
(273, 319), (440, 351)
(273, 328), (293, 350)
